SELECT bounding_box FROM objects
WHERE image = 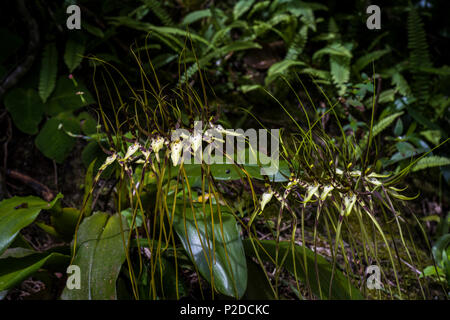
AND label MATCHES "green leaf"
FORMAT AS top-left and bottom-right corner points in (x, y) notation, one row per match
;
(233, 0), (256, 20)
(61, 212), (129, 300)
(171, 203), (247, 298)
(391, 72), (411, 96)
(0, 28), (23, 64)
(0, 194), (63, 255)
(44, 76), (94, 116)
(218, 41), (262, 54)
(372, 112), (404, 138)
(420, 130), (441, 146)
(330, 55), (350, 94)
(412, 156), (450, 172)
(181, 9), (211, 25)
(378, 89), (396, 104)
(82, 159), (96, 217)
(313, 43), (352, 60)
(39, 43), (58, 103)
(393, 118), (403, 136)
(81, 140), (109, 172)
(51, 208), (81, 241)
(4, 88), (44, 135)
(64, 37), (86, 72)
(243, 240), (363, 299)
(242, 259), (275, 299)
(82, 23), (104, 38)
(240, 84), (264, 93)
(0, 250), (69, 291)
(35, 116), (80, 163)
